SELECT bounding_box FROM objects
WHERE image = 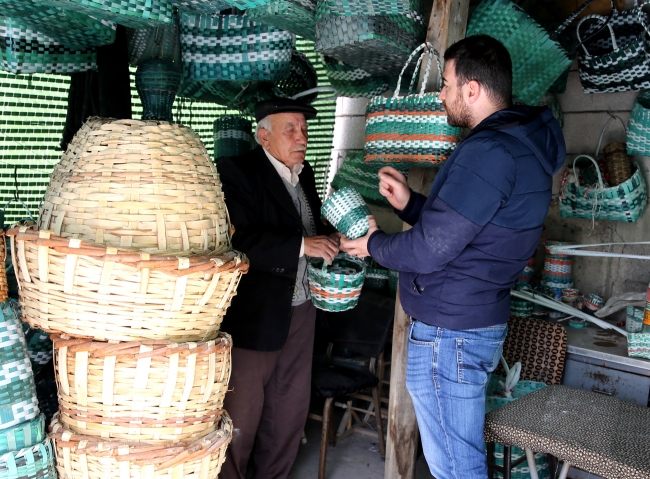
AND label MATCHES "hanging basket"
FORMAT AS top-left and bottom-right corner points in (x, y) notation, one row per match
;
(0, 439), (57, 479)
(247, 0), (316, 41)
(322, 0), (420, 16)
(50, 413), (232, 479)
(214, 116), (255, 160)
(8, 227), (249, 342)
(53, 333), (232, 443)
(627, 91), (650, 155)
(38, 118), (231, 254)
(135, 59), (181, 123)
(0, 414), (44, 455)
(174, 0), (232, 14)
(321, 186), (371, 240)
(321, 55), (388, 98)
(308, 254), (366, 312)
(126, 12), (181, 67)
